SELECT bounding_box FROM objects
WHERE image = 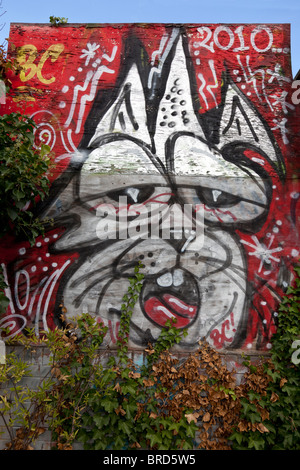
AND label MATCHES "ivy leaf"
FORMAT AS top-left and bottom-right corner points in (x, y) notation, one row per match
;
(121, 383), (137, 395)
(230, 431), (244, 445)
(248, 435), (264, 450)
(146, 431), (162, 448)
(95, 440), (107, 450)
(6, 207), (18, 221)
(283, 433), (294, 447)
(101, 397), (119, 413)
(123, 402), (137, 419)
(118, 420), (132, 436)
